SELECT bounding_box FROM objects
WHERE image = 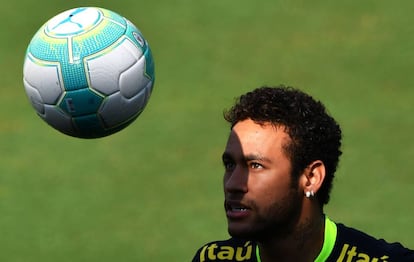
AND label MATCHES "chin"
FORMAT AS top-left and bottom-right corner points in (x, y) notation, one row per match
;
(227, 224), (258, 240)
(228, 222), (279, 242)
